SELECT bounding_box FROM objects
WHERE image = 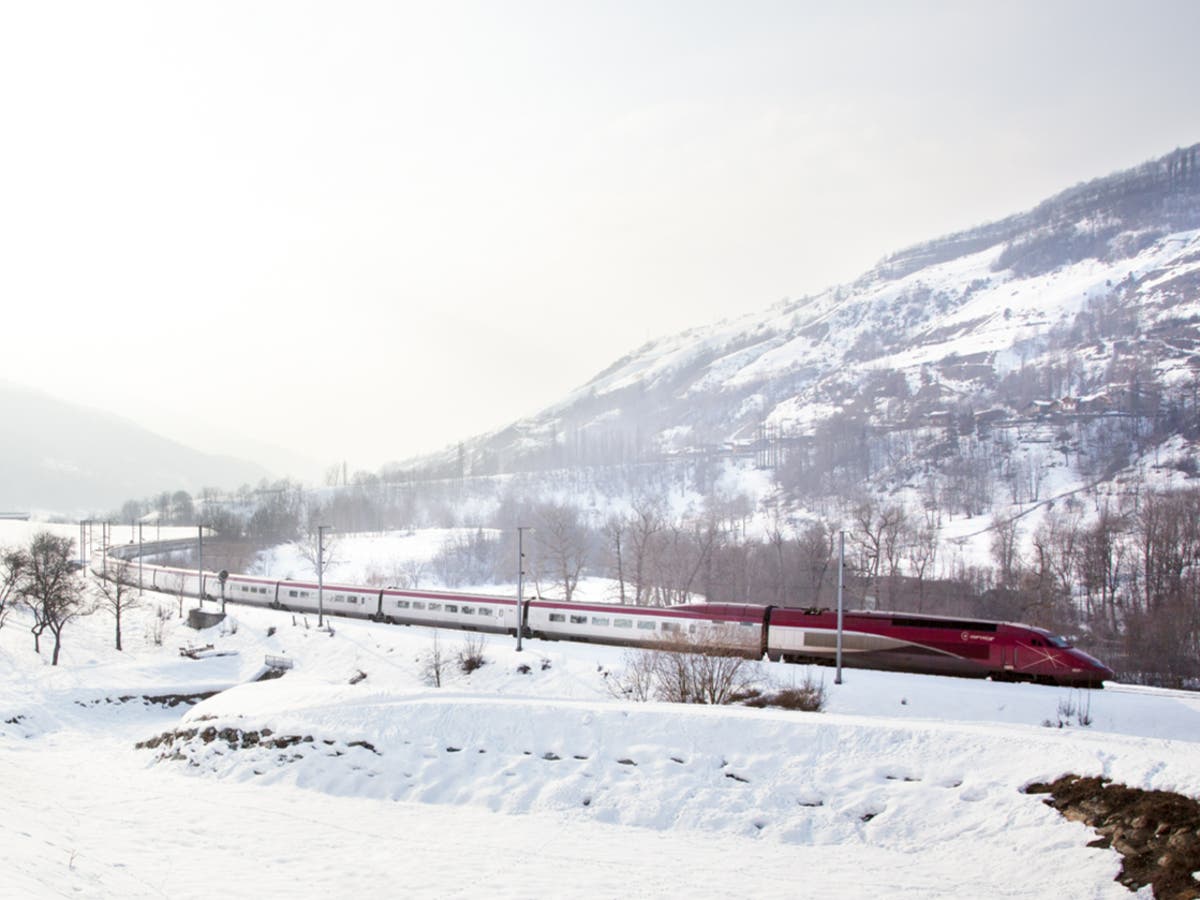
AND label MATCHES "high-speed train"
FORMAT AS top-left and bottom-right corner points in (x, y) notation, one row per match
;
(98, 541), (1114, 687)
